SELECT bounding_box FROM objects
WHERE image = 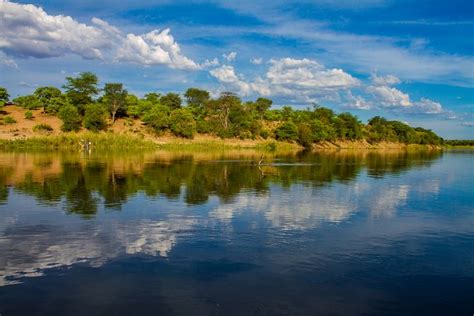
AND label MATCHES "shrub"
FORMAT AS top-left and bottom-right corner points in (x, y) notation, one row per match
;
(275, 121), (298, 141)
(24, 111), (34, 120)
(84, 103), (107, 132)
(260, 129), (270, 139)
(169, 108), (196, 138)
(58, 105), (82, 132)
(142, 105), (169, 133)
(33, 123), (53, 133)
(297, 123), (314, 148)
(4, 116), (17, 124)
